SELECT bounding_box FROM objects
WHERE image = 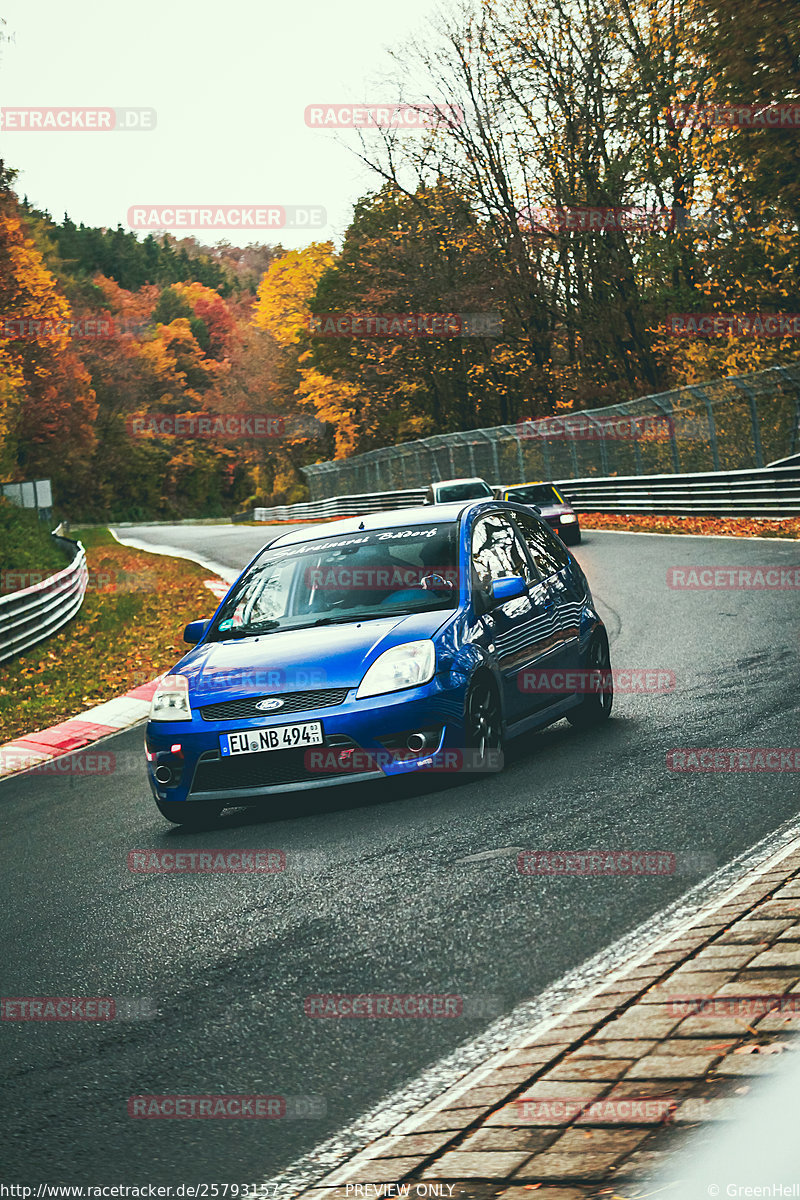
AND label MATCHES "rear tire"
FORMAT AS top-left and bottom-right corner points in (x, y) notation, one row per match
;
(567, 630), (613, 728)
(155, 799), (224, 827)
